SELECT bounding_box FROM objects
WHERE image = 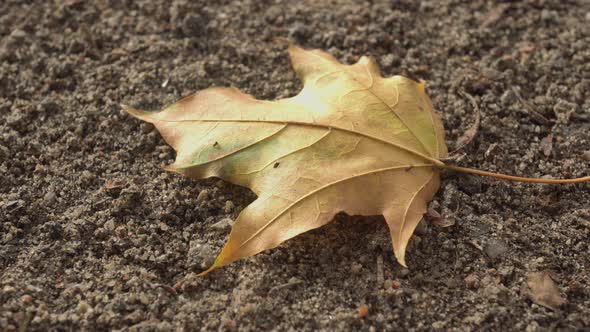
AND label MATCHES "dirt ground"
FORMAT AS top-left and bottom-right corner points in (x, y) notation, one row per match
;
(1, 0), (589, 331)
